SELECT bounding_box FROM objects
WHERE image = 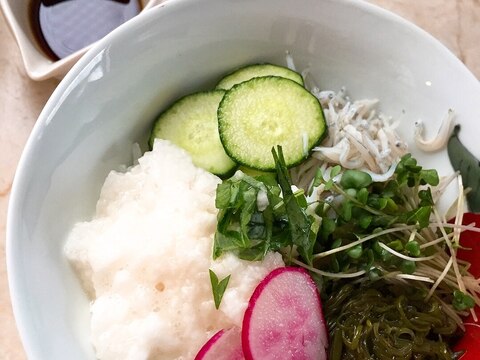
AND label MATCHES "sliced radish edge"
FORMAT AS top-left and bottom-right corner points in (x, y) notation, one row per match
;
(242, 266), (328, 360)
